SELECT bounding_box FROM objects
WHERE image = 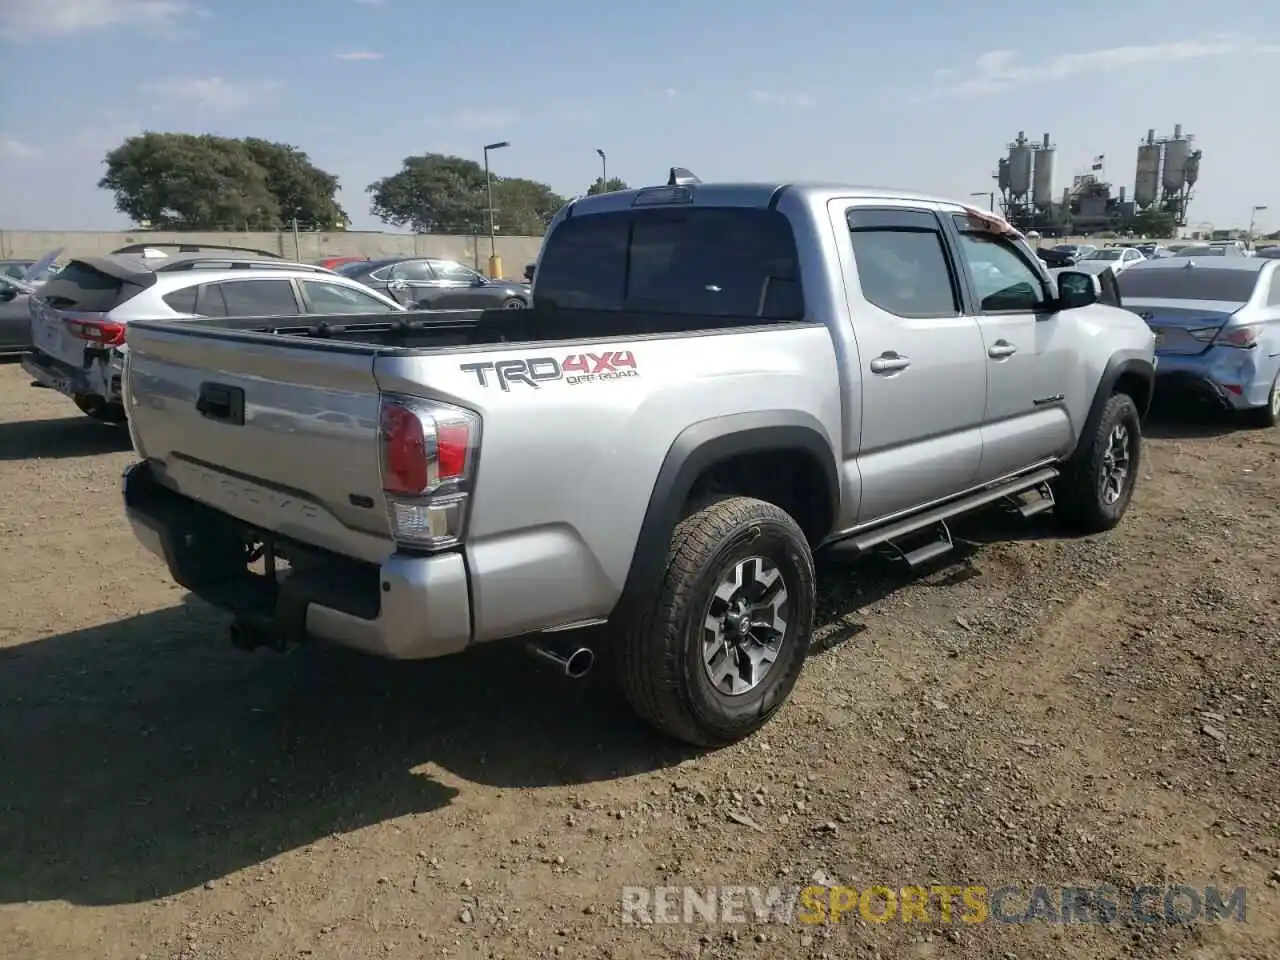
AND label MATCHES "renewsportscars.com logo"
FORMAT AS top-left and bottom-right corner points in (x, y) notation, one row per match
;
(620, 884), (1250, 926)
